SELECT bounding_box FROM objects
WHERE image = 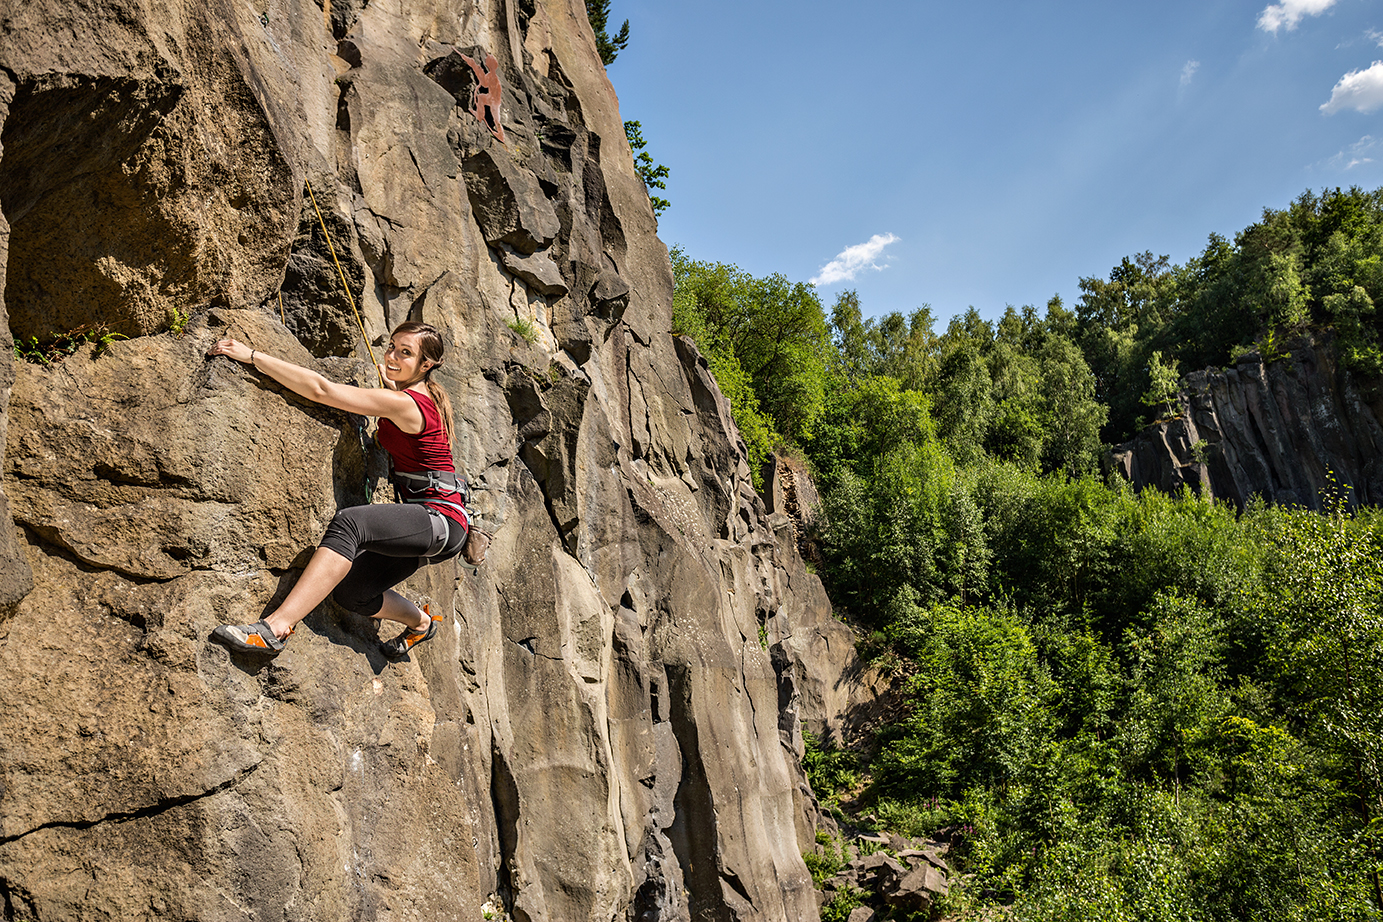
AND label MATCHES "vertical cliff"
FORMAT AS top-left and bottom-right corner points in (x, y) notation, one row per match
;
(1108, 332), (1383, 509)
(0, 2), (858, 919)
